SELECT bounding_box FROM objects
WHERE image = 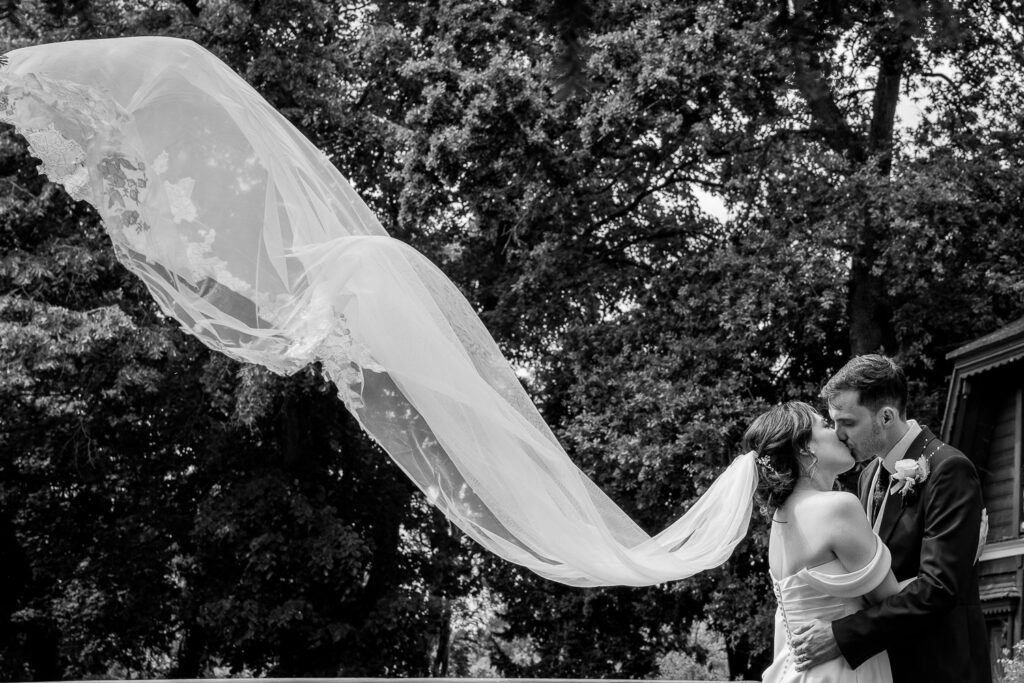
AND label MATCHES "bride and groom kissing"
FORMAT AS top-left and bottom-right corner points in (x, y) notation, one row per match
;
(750, 354), (990, 683)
